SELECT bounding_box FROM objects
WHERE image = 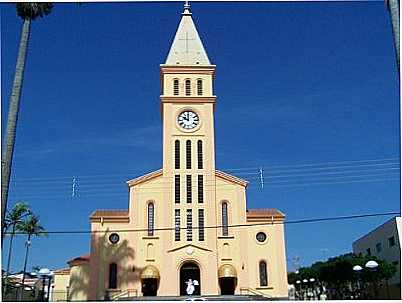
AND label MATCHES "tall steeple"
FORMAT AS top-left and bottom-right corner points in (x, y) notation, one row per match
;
(165, 2), (211, 65)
